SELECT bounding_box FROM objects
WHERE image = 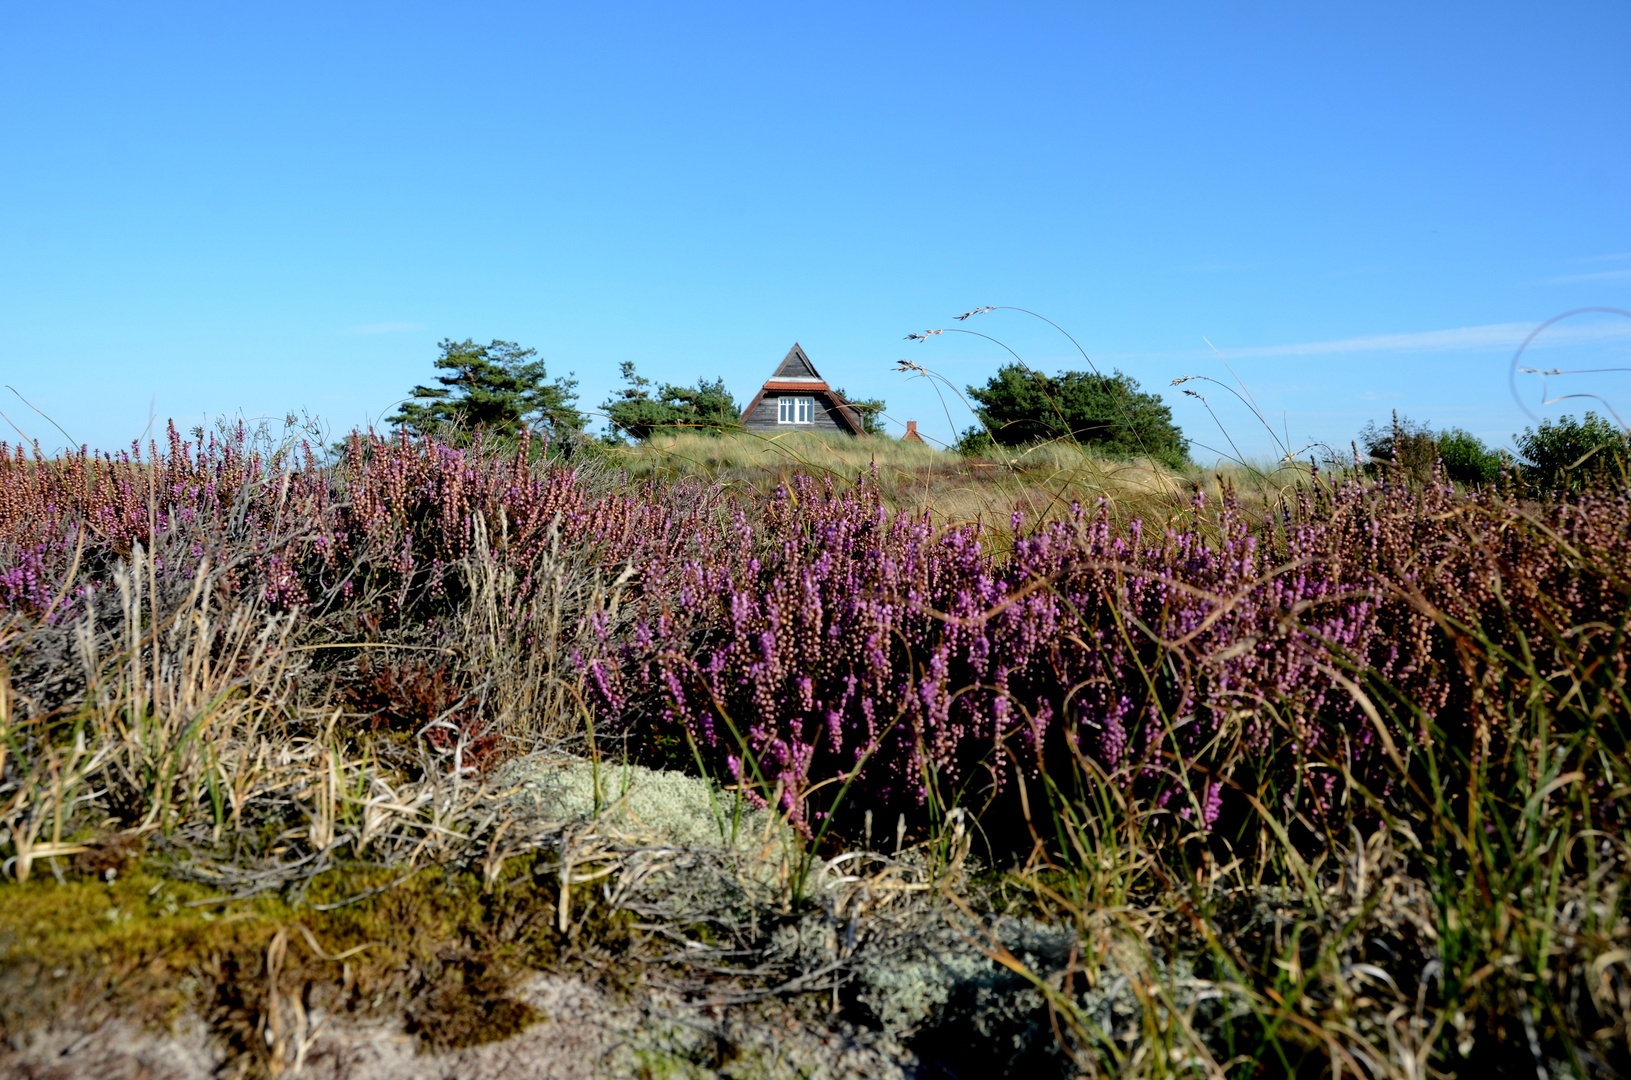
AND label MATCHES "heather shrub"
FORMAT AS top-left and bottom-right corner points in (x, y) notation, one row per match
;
(7, 424), (1624, 848)
(567, 459), (1631, 1071)
(0, 422), (715, 766)
(581, 468), (1631, 850)
(3, 422), (1629, 1076)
